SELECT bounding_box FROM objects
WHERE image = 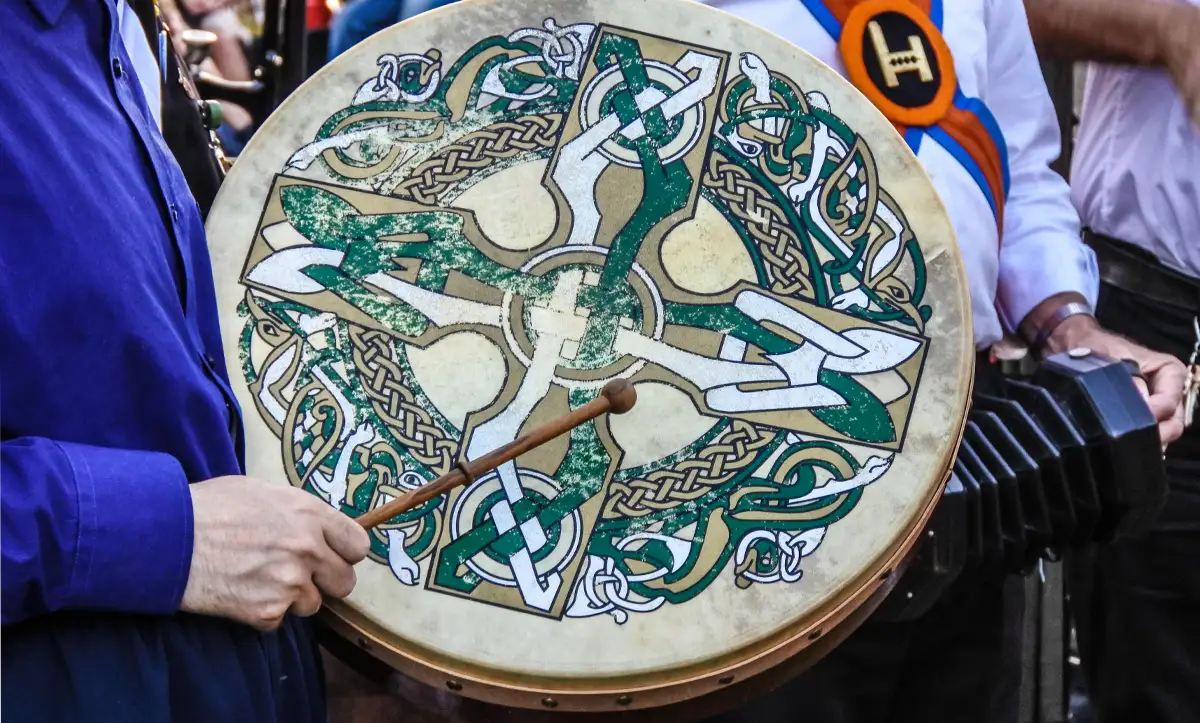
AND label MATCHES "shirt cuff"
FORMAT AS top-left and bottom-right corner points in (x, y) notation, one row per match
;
(58, 441), (194, 615)
(996, 243), (1100, 335)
